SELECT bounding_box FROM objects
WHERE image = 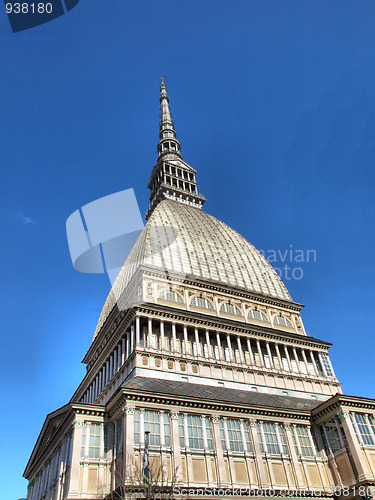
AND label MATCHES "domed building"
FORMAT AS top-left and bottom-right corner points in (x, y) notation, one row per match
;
(24, 81), (375, 500)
